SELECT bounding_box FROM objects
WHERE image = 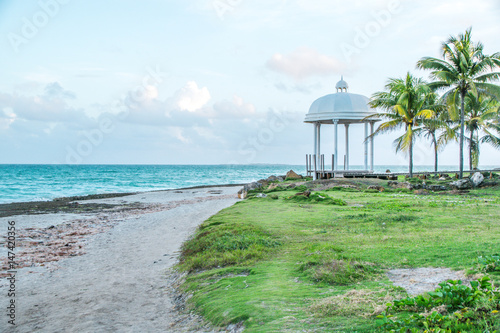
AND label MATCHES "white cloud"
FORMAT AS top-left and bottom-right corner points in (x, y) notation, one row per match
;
(172, 81), (211, 112)
(0, 83), (90, 127)
(267, 47), (346, 80)
(212, 95), (256, 119)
